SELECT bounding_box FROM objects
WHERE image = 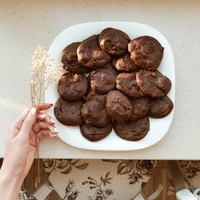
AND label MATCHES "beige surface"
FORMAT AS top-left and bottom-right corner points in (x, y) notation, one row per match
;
(0, 0), (200, 159)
